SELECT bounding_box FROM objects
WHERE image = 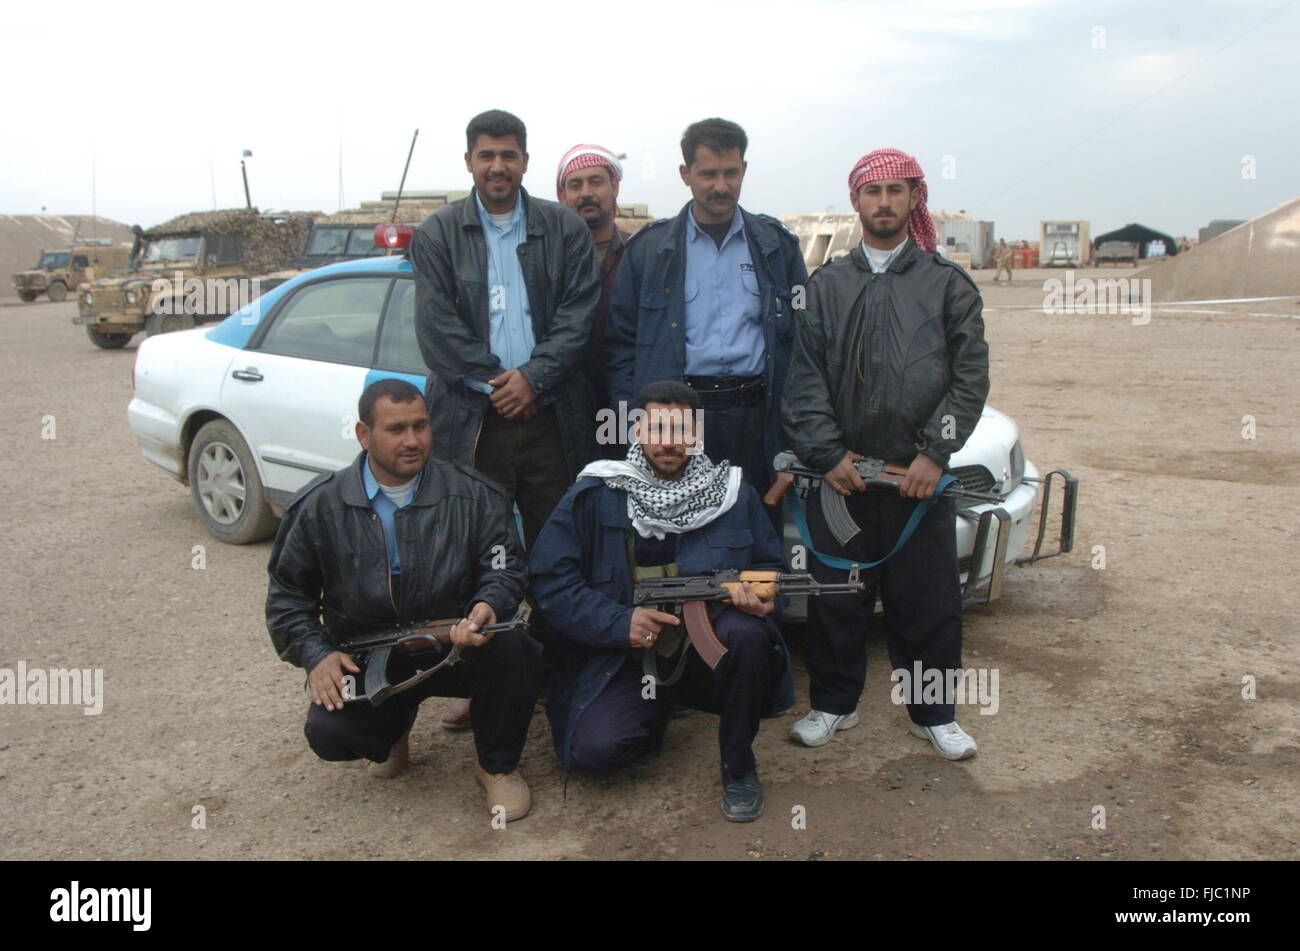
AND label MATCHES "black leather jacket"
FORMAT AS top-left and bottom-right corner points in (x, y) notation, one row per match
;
(410, 187), (600, 478)
(782, 241), (989, 471)
(265, 452), (527, 672)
